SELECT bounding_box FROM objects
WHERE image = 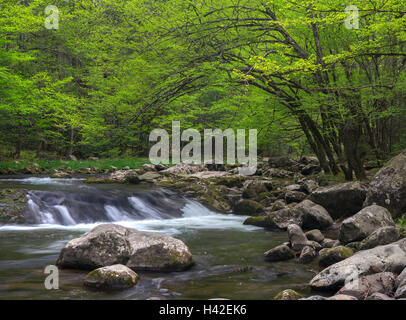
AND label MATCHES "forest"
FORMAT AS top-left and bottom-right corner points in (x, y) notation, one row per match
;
(1, 0), (406, 180)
